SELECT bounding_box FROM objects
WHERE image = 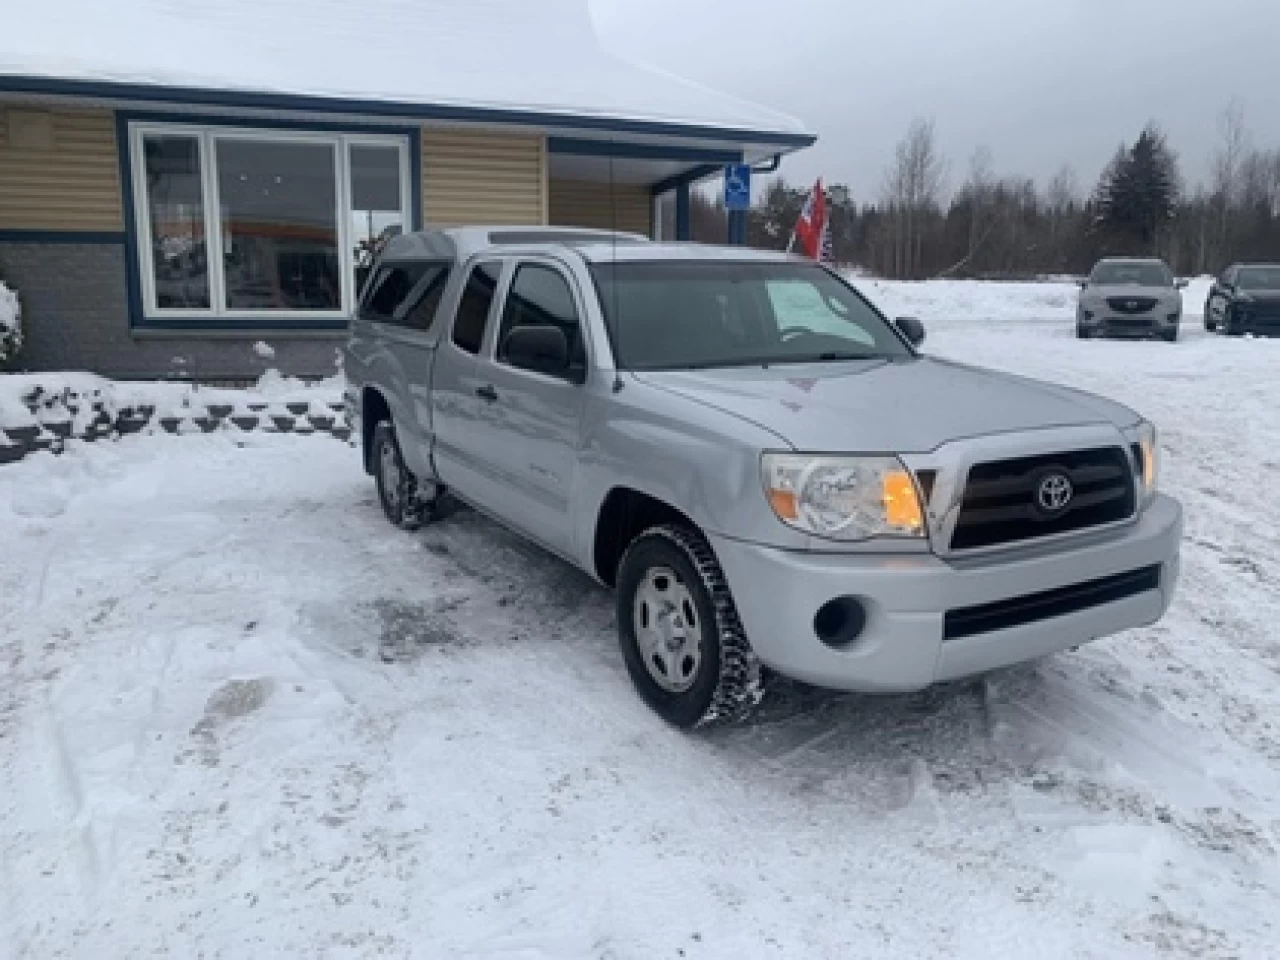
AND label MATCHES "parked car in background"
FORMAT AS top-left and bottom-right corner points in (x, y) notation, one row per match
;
(346, 227), (1182, 729)
(1077, 258), (1186, 342)
(1204, 264), (1280, 336)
